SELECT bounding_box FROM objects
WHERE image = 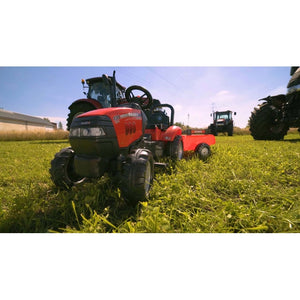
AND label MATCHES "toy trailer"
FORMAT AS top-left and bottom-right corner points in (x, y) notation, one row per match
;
(181, 132), (215, 159)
